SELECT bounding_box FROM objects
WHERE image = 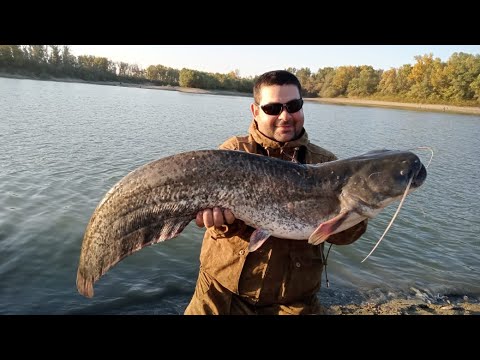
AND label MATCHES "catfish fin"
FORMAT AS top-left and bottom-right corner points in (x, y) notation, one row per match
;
(249, 228), (271, 252)
(308, 211), (350, 245)
(77, 215), (192, 298)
